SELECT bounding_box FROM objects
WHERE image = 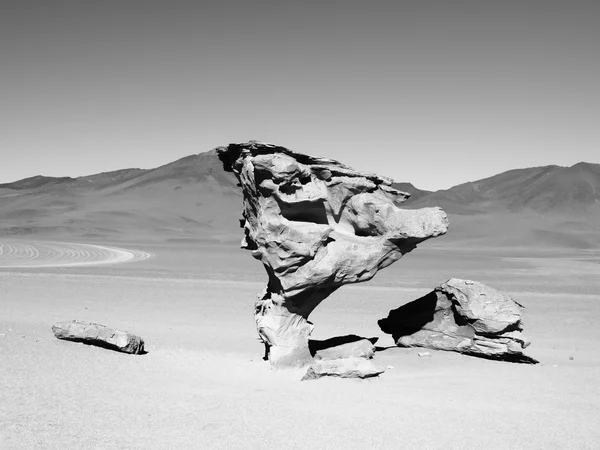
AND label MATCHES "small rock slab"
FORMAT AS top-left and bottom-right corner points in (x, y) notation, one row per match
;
(302, 358), (385, 380)
(52, 320), (145, 354)
(314, 339), (375, 361)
